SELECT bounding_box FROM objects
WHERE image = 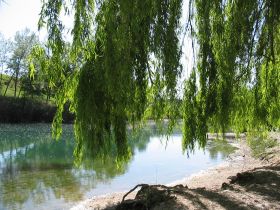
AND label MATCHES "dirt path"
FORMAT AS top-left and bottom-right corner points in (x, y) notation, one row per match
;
(71, 134), (280, 210)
